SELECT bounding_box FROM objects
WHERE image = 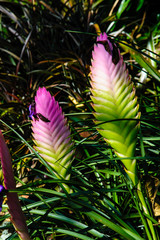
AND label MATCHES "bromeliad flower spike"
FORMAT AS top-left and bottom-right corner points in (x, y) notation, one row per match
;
(31, 87), (75, 191)
(90, 33), (140, 185)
